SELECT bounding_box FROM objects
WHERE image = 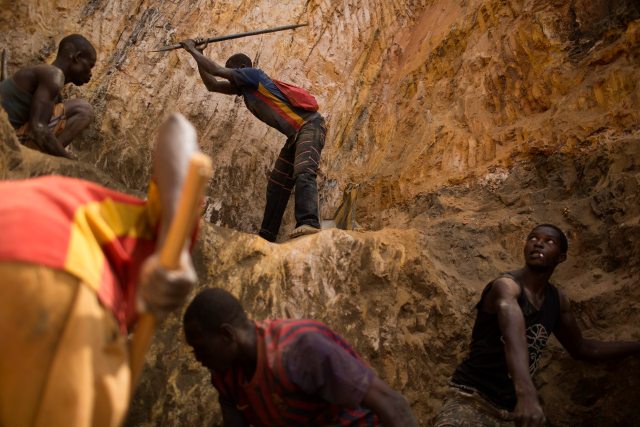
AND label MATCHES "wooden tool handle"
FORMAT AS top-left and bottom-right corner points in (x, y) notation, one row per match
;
(129, 153), (212, 393)
(159, 153), (212, 269)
